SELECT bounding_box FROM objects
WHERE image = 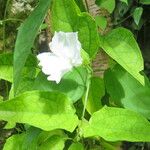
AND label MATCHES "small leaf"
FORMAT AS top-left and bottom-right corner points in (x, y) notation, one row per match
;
(68, 142), (84, 150)
(96, 0), (115, 13)
(104, 65), (150, 119)
(0, 91), (78, 132)
(133, 7), (143, 26)
(86, 77), (105, 114)
(13, 0), (51, 94)
(83, 106), (150, 141)
(120, 0), (128, 5)
(140, 0), (150, 5)
(100, 27), (144, 85)
(95, 16), (107, 31)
